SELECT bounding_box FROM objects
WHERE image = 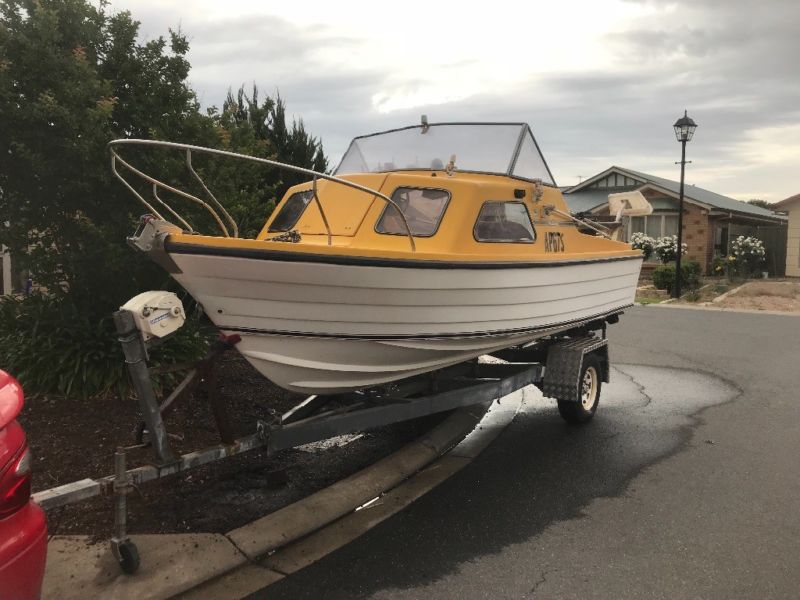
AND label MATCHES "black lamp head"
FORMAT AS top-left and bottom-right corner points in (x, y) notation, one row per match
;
(674, 110), (698, 142)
